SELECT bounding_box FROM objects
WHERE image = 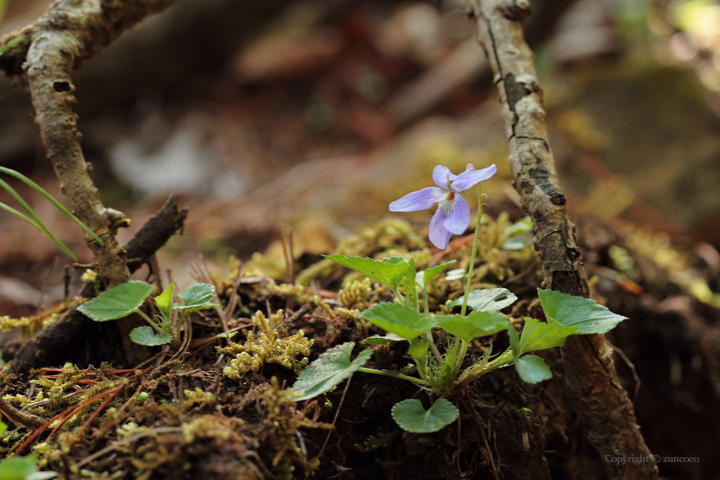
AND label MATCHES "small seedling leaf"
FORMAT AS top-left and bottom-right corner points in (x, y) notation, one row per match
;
(155, 283), (175, 320)
(324, 255), (408, 290)
(435, 311), (508, 341)
(538, 289), (627, 334)
(391, 398), (459, 433)
(360, 302), (437, 340)
(516, 317), (576, 355)
(417, 261), (457, 287)
(217, 332), (238, 339)
(514, 355), (552, 384)
(174, 283), (216, 311)
(78, 281), (152, 322)
(362, 333), (405, 345)
(129, 326), (173, 346)
(448, 288), (517, 312)
(292, 342), (371, 401)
